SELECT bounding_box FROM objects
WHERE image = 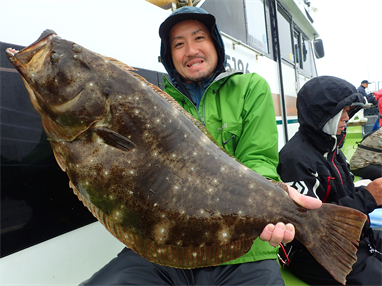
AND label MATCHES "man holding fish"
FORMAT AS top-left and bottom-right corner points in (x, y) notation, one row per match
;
(7, 4), (367, 285)
(80, 6), (322, 285)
